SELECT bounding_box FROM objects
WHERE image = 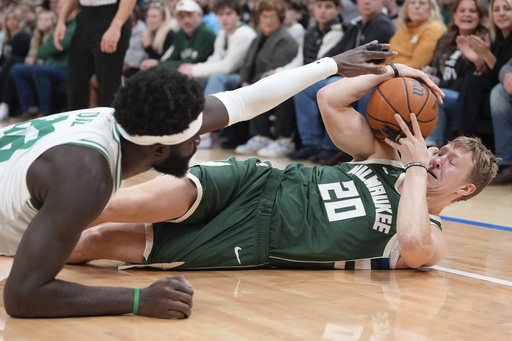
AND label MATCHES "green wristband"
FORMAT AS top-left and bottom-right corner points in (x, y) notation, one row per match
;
(133, 288), (140, 315)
